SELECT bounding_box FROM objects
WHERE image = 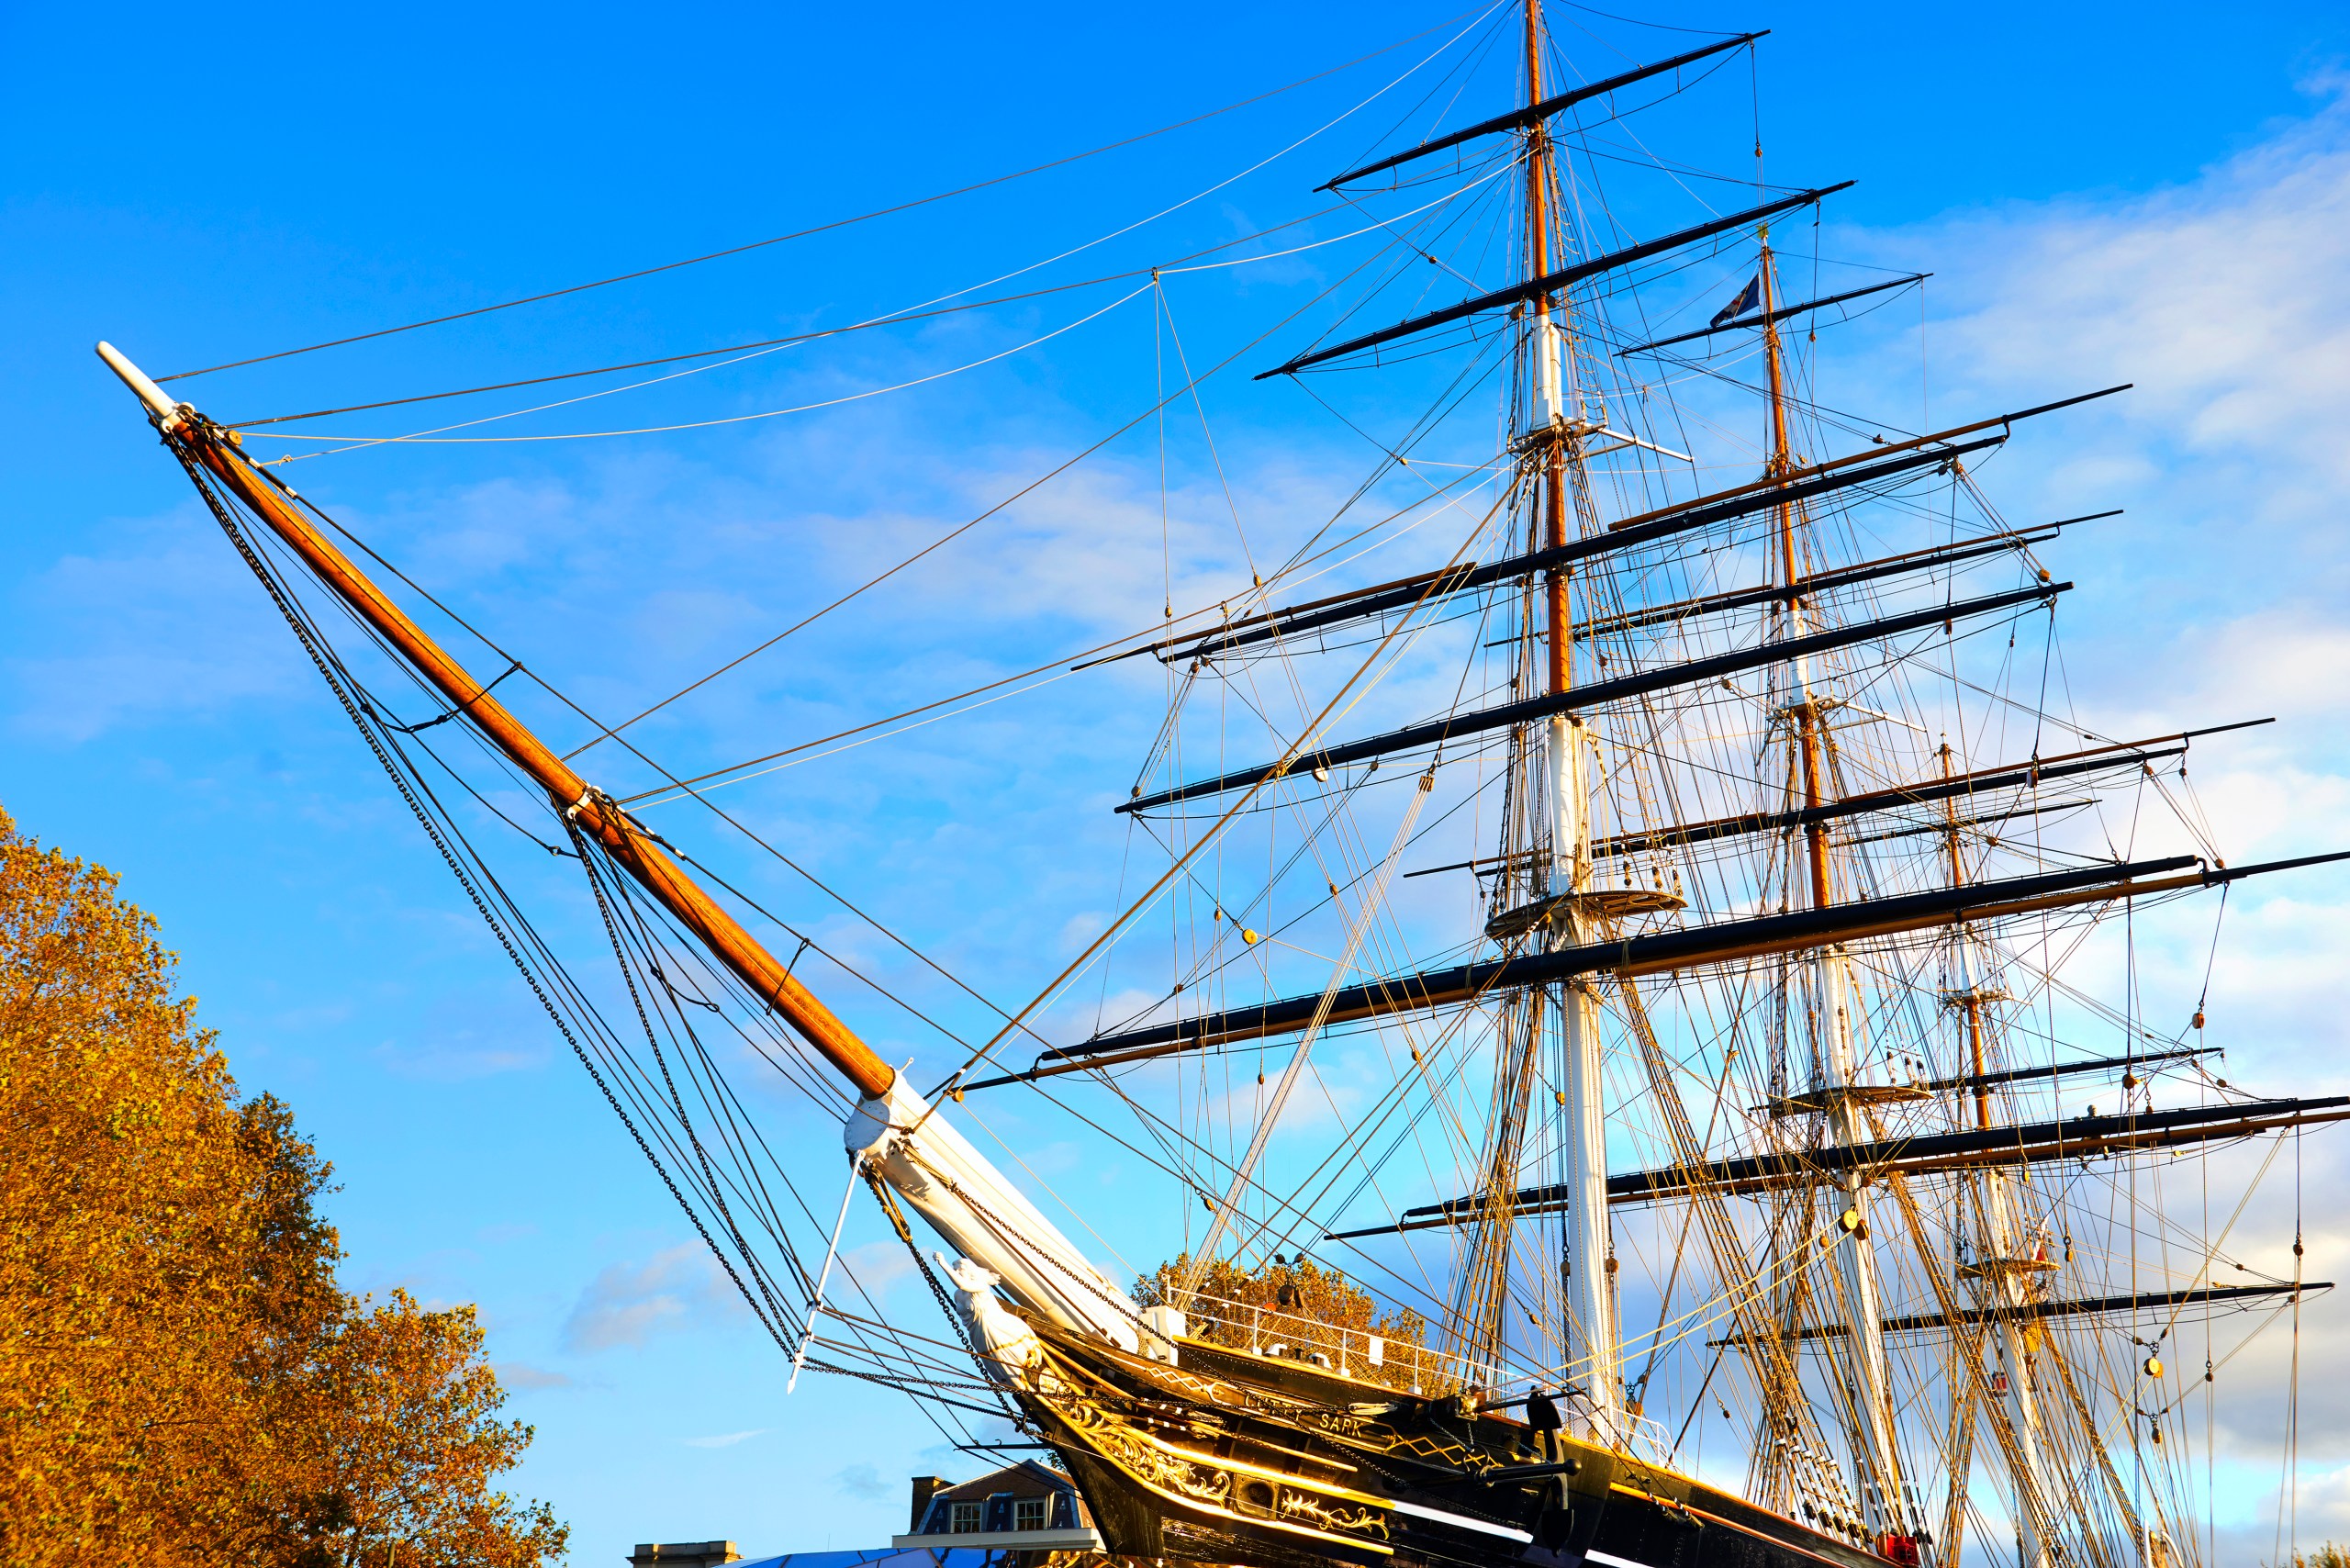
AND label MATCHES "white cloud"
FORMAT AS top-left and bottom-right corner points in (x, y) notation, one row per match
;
(561, 1242), (747, 1353)
(492, 1361), (575, 1391)
(1847, 84), (2350, 1128)
(1919, 83), (2350, 490)
(684, 1428), (768, 1449)
(832, 1462), (890, 1500)
(838, 1238), (916, 1302)
(5, 531), (309, 742)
